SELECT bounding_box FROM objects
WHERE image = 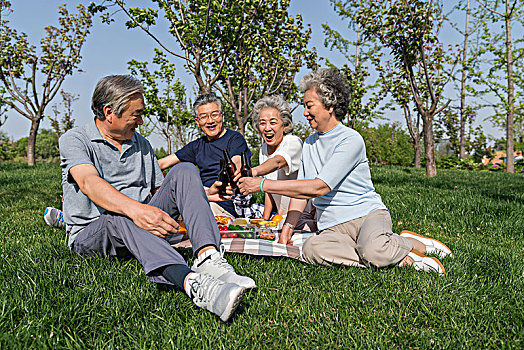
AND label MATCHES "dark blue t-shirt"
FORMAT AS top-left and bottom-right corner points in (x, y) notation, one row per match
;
(175, 129), (251, 216)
